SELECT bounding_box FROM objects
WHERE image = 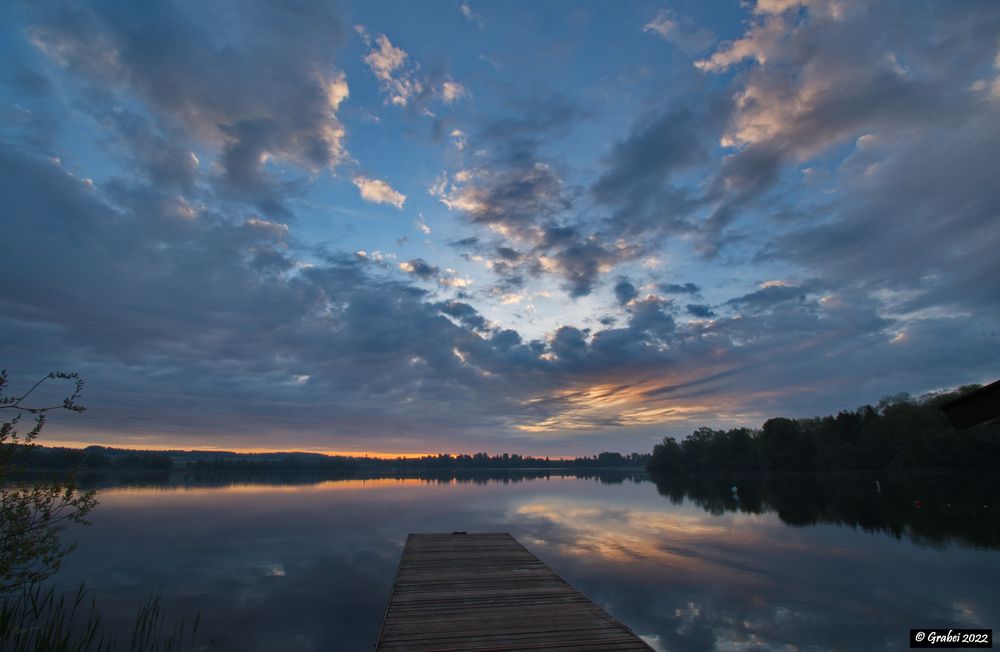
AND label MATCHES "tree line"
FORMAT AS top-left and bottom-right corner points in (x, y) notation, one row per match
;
(10, 445), (173, 471)
(648, 385), (1000, 474)
(15, 447), (652, 473)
